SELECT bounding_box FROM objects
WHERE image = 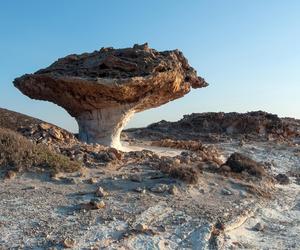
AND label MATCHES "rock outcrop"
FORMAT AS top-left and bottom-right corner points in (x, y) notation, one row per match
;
(127, 111), (300, 142)
(13, 43), (207, 149)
